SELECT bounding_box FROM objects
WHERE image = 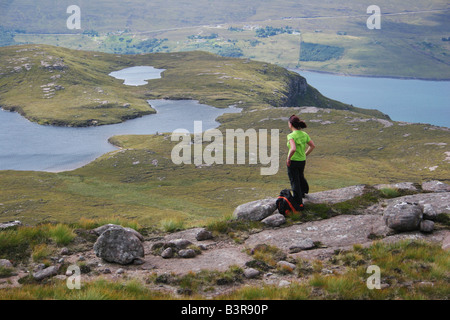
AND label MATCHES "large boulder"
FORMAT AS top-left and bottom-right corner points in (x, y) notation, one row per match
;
(94, 227), (144, 265)
(233, 198), (277, 221)
(383, 201), (423, 231)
